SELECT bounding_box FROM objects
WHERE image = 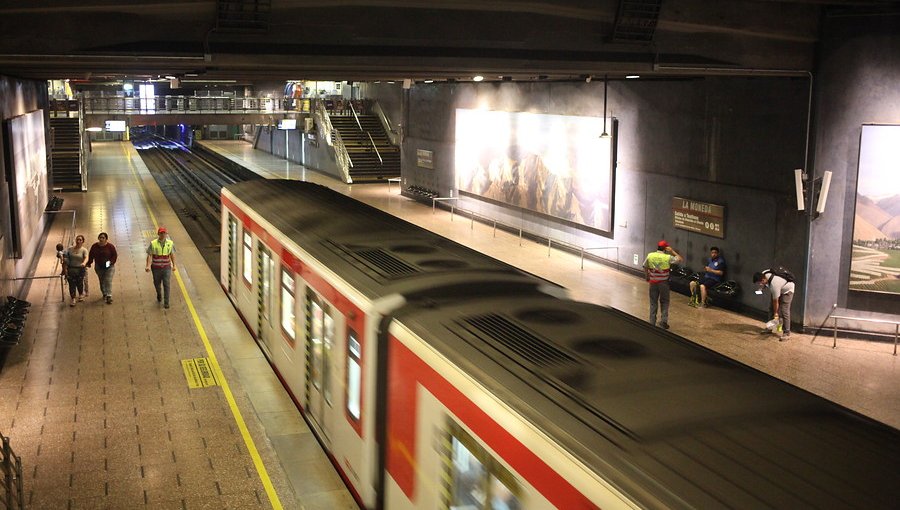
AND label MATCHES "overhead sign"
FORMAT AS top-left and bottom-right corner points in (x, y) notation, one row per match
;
(104, 120), (126, 132)
(672, 197), (725, 238)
